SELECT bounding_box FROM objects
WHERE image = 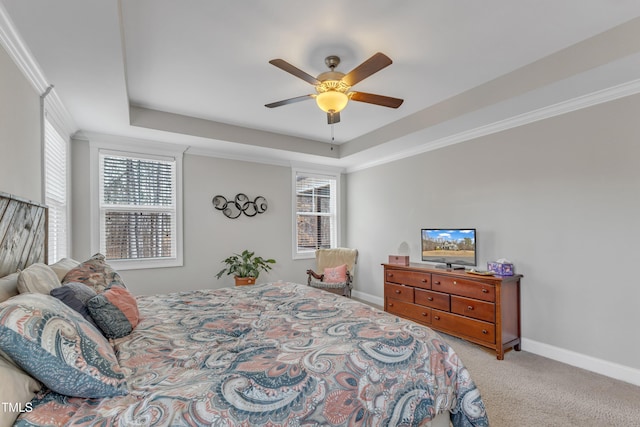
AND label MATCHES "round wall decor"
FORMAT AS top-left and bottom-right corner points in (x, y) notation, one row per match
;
(212, 193), (267, 219)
